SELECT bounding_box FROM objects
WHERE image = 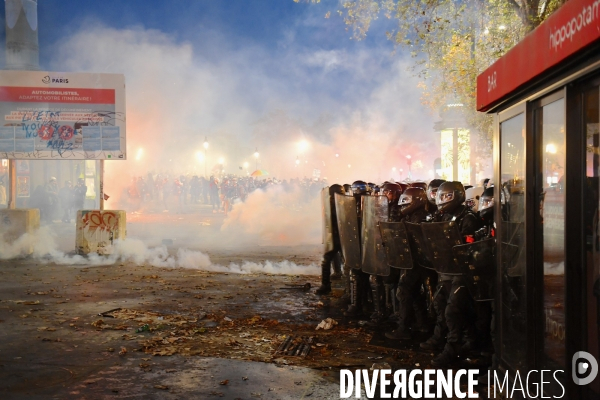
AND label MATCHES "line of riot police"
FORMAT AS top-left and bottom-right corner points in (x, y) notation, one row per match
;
(318, 179), (496, 367)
